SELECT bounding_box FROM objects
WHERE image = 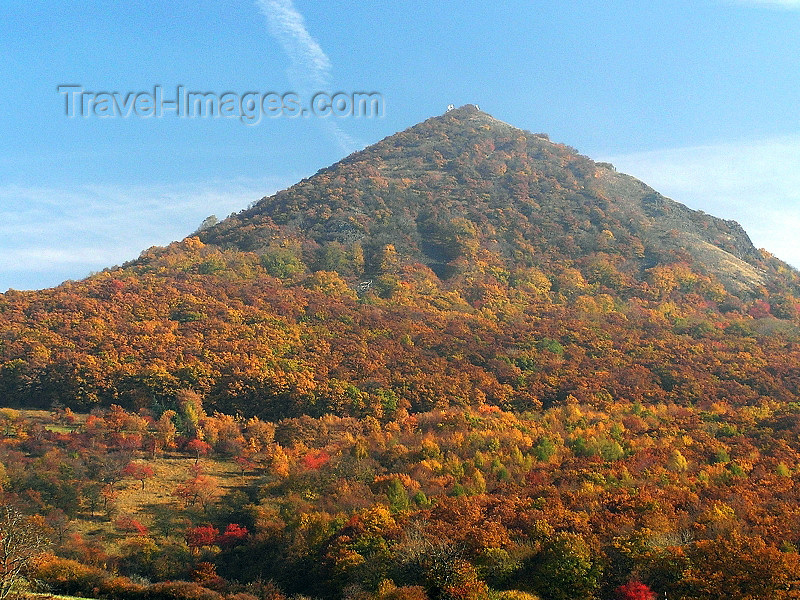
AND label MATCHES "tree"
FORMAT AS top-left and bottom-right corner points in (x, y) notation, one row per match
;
(173, 474), (220, 512)
(615, 580), (655, 600)
(156, 410), (179, 452)
(0, 505), (50, 600)
(234, 454), (257, 476)
(44, 509), (72, 545)
(667, 449), (688, 473)
(187, 439), (212, 465)
(178, 390), (206, 437)
(524, 532), (602, 600)
(185, 525), (219, 553)
(122, 462), (156, 490)
(100, 484), (120, 518)
(387, 478), (410, 513)
(196, 215), (218, 232)
(114, 515), (148, 536)
(682, 533), (800, 599)
(217, 524), (249, 547)
(0, 410), (21, 437)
